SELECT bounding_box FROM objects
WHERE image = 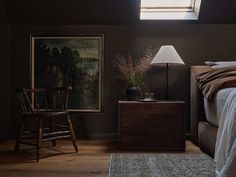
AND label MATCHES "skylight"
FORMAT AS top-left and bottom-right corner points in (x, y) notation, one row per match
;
(142, 0), (192, 8)
(140, 0), (202, 20)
